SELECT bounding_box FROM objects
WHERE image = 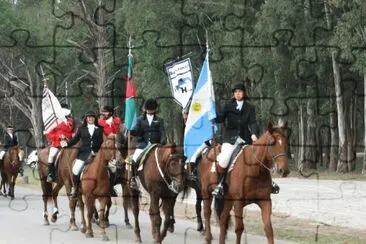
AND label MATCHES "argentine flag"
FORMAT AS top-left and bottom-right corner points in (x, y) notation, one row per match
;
(184, 53), (217, 161)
